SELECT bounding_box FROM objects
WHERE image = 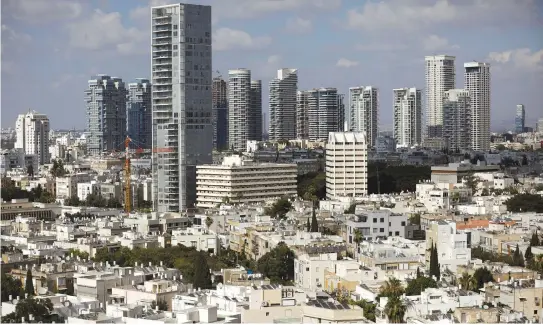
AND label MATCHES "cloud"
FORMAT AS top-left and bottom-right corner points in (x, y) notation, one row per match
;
(1, 25), (32, 43)
(422, 35), (459, 52)
(355, 42), (408, 52)
(336, 58), (359, 68)
(4, 0), (83, 23)
(213, 0), (341, 21)
(284, 17), (313, 34)
(488, 48), (543, 71)
(267, 55), (281, 64)
(129, 0), (171, 24)
(213, 28), (272, 51)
